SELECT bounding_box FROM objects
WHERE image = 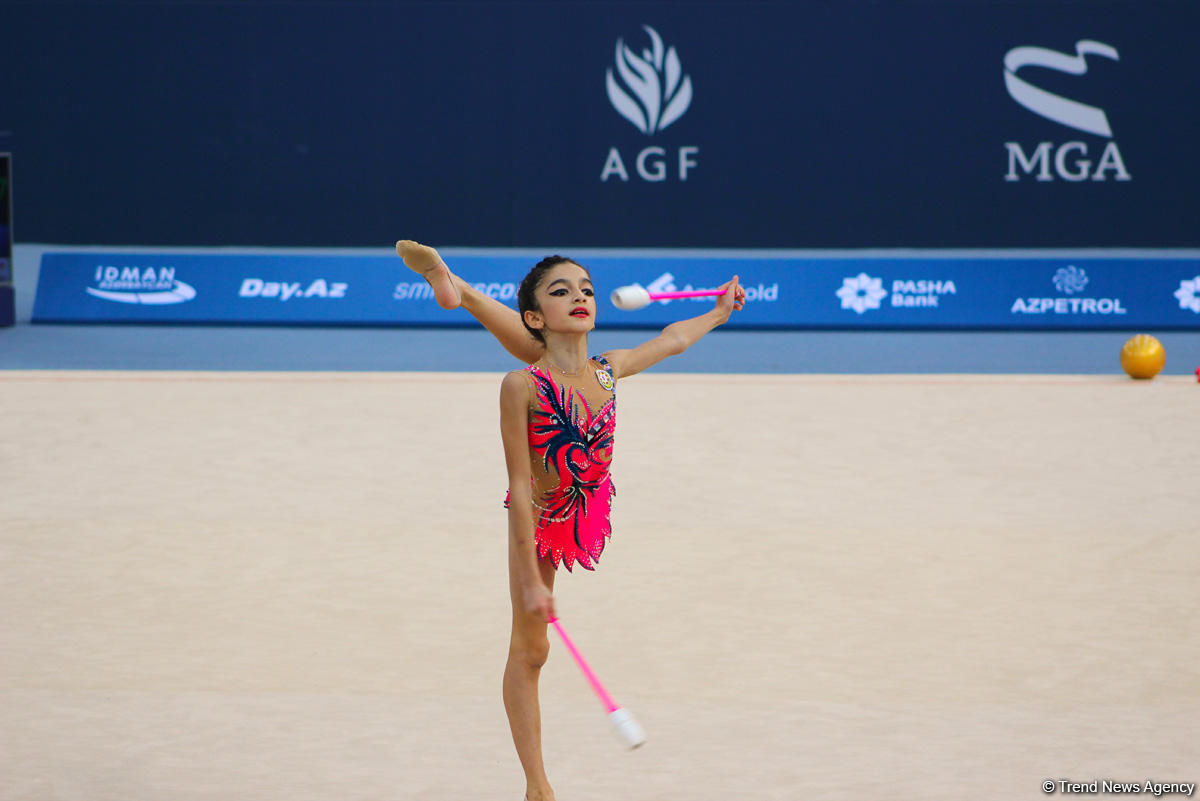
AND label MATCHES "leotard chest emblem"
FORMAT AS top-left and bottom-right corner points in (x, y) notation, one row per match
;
(596, 368), (614, 391)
